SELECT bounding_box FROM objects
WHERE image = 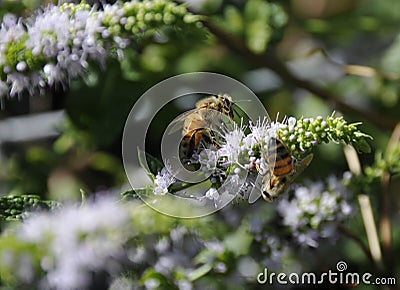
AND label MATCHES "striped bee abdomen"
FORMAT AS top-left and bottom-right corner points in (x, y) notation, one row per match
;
(267, 138), (293, 176)
(179, 129), (213, 160)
